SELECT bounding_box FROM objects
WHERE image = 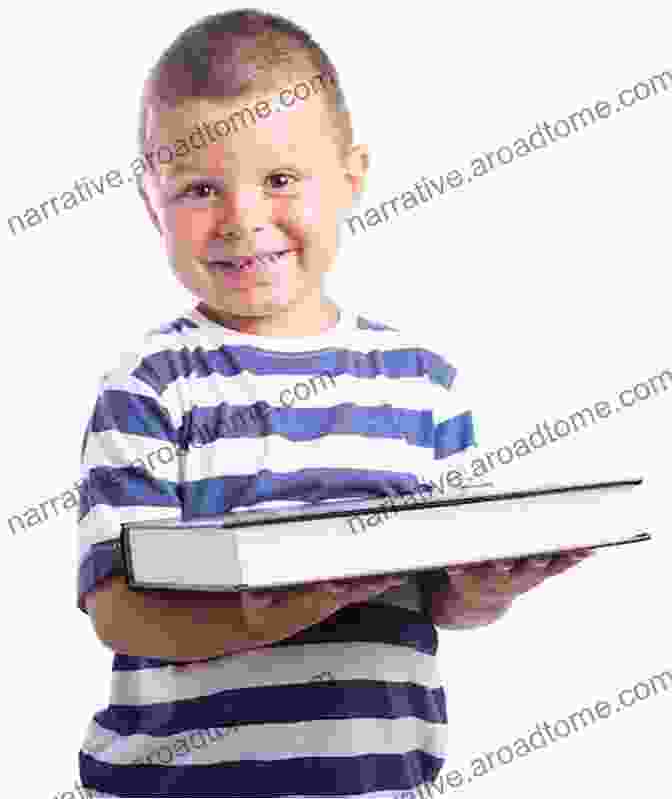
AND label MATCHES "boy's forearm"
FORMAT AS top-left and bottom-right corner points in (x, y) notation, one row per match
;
(94, 576), (346, 660)
(95, 577), (279, 660)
